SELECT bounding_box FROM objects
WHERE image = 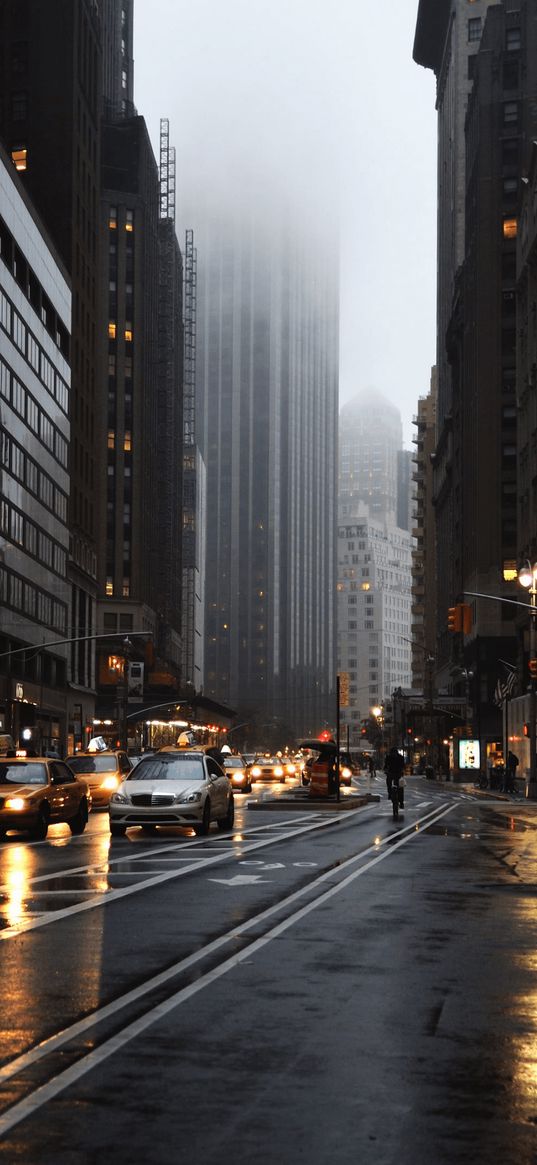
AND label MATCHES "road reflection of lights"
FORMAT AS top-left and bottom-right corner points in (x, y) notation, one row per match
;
(511, 934), (537, 1099)
(3, 845), (32, 928)
(374, 836), (381, 846)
